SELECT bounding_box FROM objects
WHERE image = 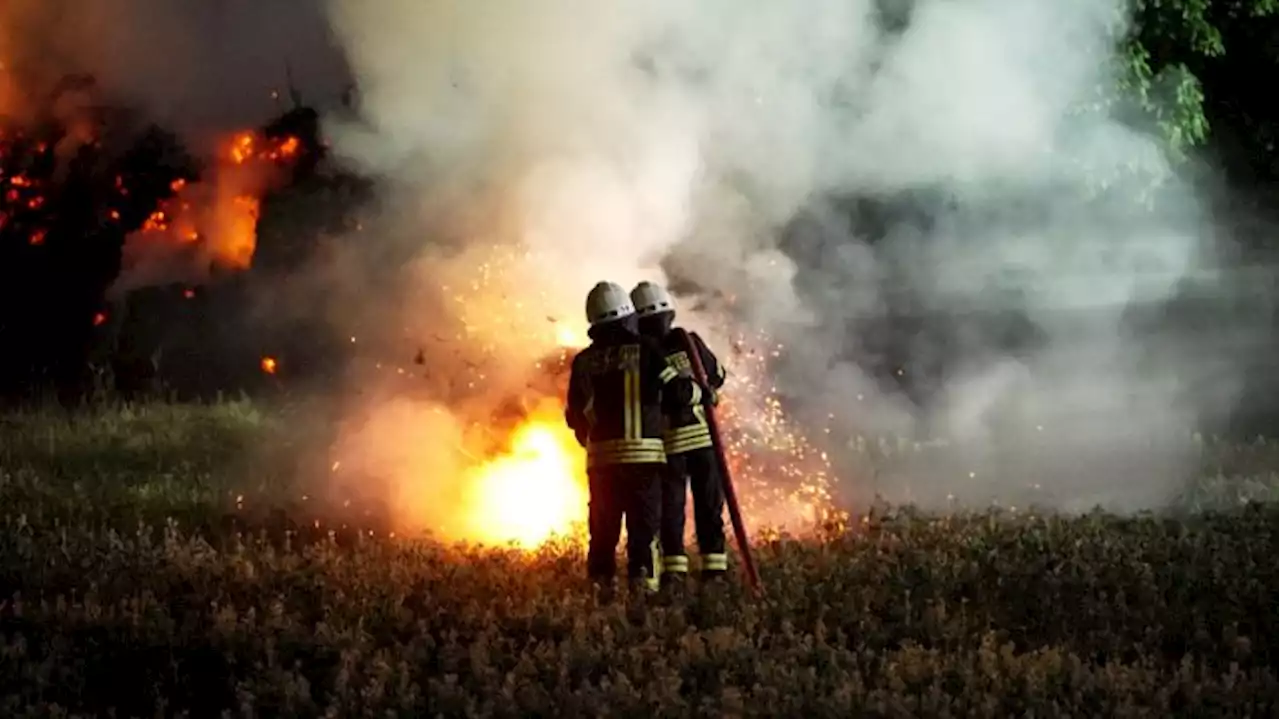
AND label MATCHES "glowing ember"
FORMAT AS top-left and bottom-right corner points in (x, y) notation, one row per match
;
(715, 330), (838, 529)
(229, 133), (255, 164)
(260, 356), (278, 374)
(92, 312), (107, 327)
(272, 136), (301, 160)
(228, 132), (300, 165)
(141, 210), (168, 232)
(457, 415), (588, 547)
